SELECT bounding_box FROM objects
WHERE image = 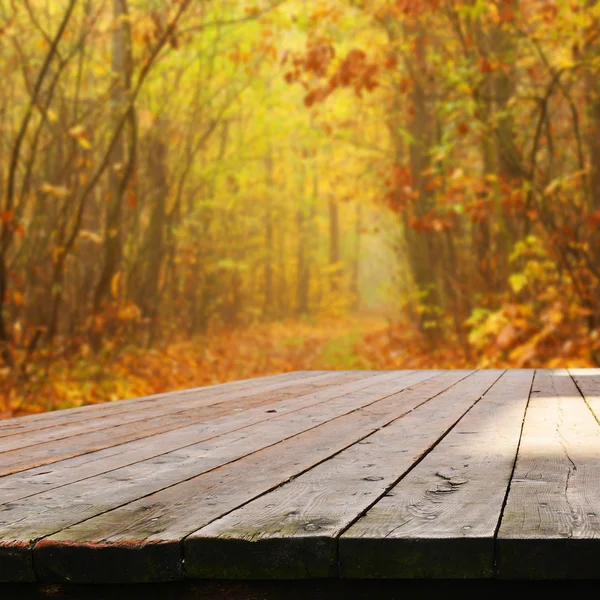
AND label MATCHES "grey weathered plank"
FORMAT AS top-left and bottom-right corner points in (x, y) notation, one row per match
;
(0, 370), (440, 582)
(185, 370), (505, 579)
(339, 369), (532, 579)
(29, 371), (470, 583)
(0, 371), (368, 453)
(0, 371), (401, 502)
(496, 369), (600, 579)
(0, 372), (379, 477)
(0, 371), (337, 443)
(569, 367), (600, 422)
